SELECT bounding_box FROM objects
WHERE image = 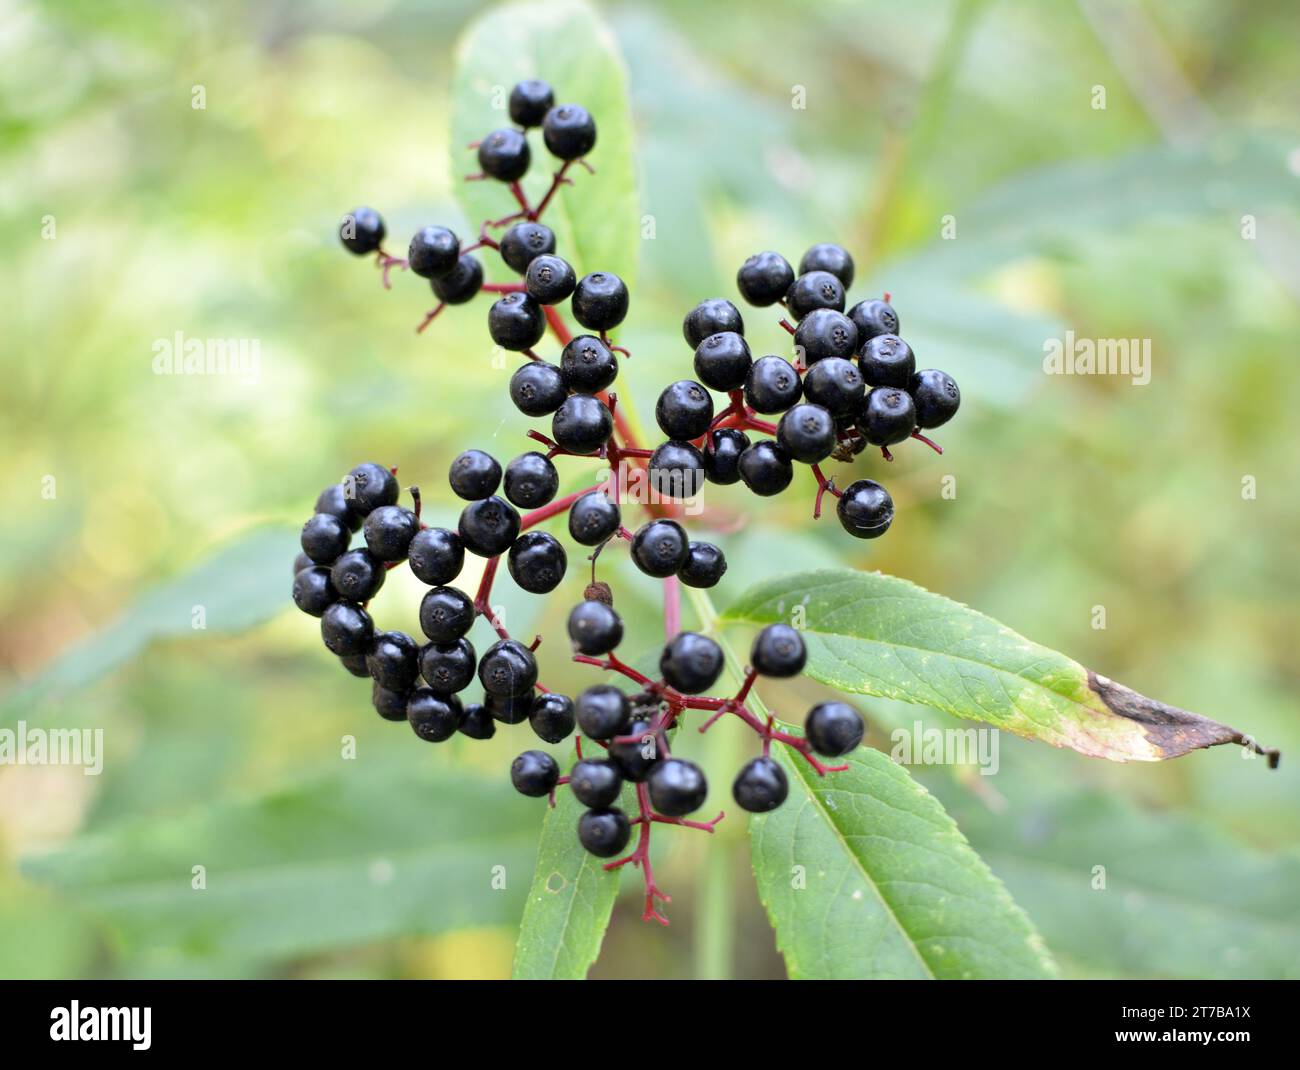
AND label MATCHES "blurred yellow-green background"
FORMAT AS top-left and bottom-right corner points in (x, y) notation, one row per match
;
(1, 0), (1298, 979)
